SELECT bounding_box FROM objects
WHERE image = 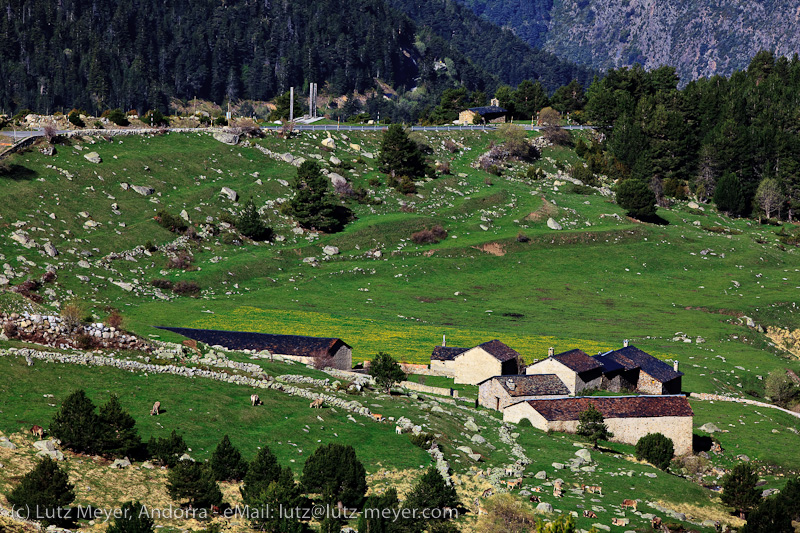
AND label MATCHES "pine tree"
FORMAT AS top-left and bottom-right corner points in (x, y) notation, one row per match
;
(167, 462), (223, 509)
(714, 172), (746, 216)
(210, 435), (248, 482)
(721, 463), (760, 519)
(97, 394), (142, 459)
(576, 403), (613, 449)
(616, 179), (657, 219)
(237, 198), (273, 241)
(402, 467), (460, 532)
(358, 488), (401, 533)
(50, 389), (102, 455)
(246, 467), (311, 533)
(369, 352), (407, 393)
(7, 457), (76, 527)
(106, 501), (154, 533)
(241, 445), (284, 504)
(286, 161), (350, 233)
(301, 444), (367, 509)
(148, 430), (188, 467)
(377, 124), (429, 180)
